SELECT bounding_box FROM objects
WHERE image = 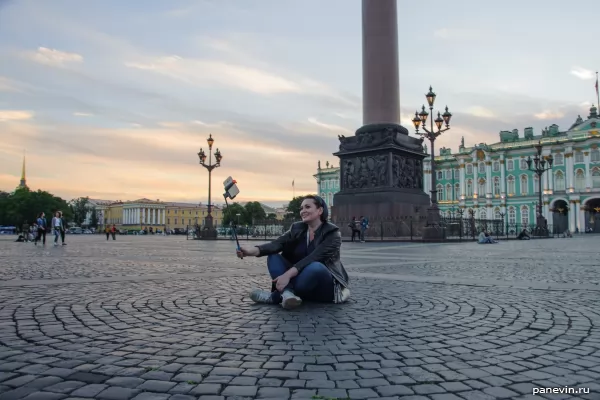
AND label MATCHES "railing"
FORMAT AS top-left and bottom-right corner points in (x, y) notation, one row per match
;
(183, 218), (559, 242)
